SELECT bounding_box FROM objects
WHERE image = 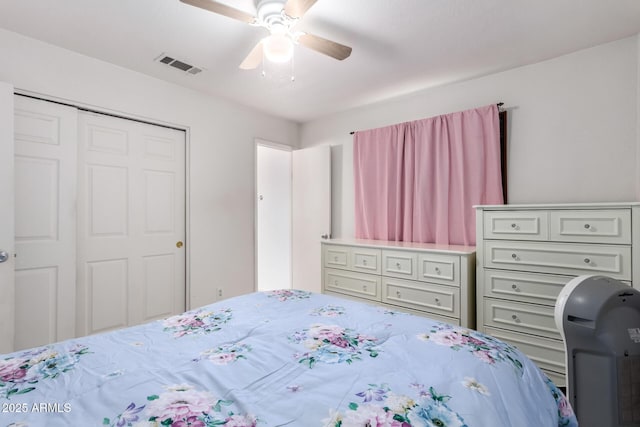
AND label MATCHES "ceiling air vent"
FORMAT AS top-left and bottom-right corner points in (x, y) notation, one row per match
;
(155, 53), (203, 75)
